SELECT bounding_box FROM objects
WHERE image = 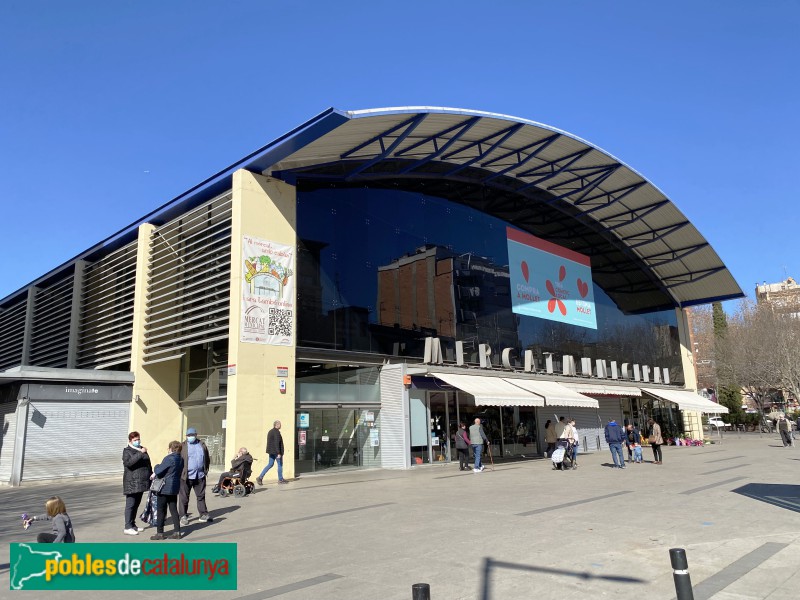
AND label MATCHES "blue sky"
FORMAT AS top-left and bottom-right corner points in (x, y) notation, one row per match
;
(1, 1), (798, 308)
